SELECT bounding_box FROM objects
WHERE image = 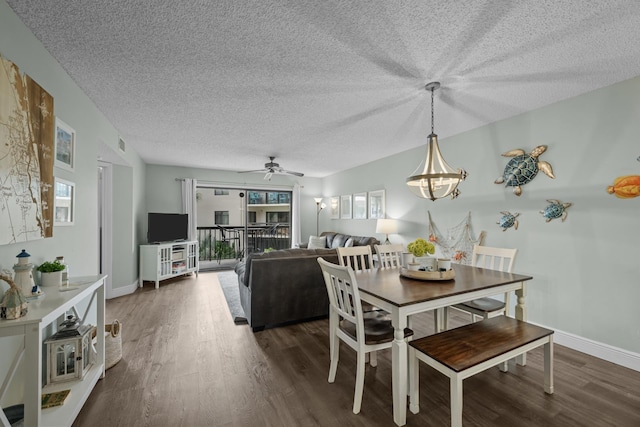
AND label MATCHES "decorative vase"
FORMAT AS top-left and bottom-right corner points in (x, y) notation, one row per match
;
(40, 271), (62, 287)
(415, 256), (437, 272)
